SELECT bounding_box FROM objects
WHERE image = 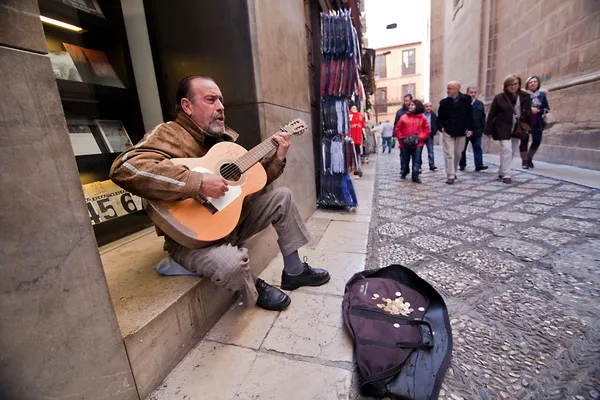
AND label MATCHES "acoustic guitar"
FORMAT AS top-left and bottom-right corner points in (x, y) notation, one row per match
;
(145, 119), (308, 249)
